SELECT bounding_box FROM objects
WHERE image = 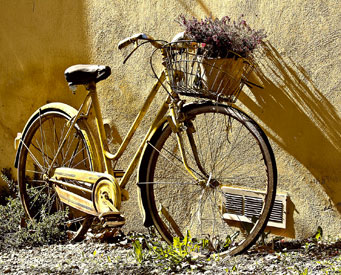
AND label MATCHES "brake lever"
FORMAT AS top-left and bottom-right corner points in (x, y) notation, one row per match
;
(122, 41), (150, 64)
(118, 33), (148, 50)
